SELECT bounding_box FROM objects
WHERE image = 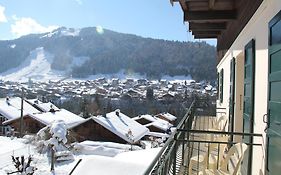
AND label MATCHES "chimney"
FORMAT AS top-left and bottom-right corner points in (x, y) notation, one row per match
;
(6, 97), (10, 105)
(103, 107), (107, 118)
(115, 109), (120, 117)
